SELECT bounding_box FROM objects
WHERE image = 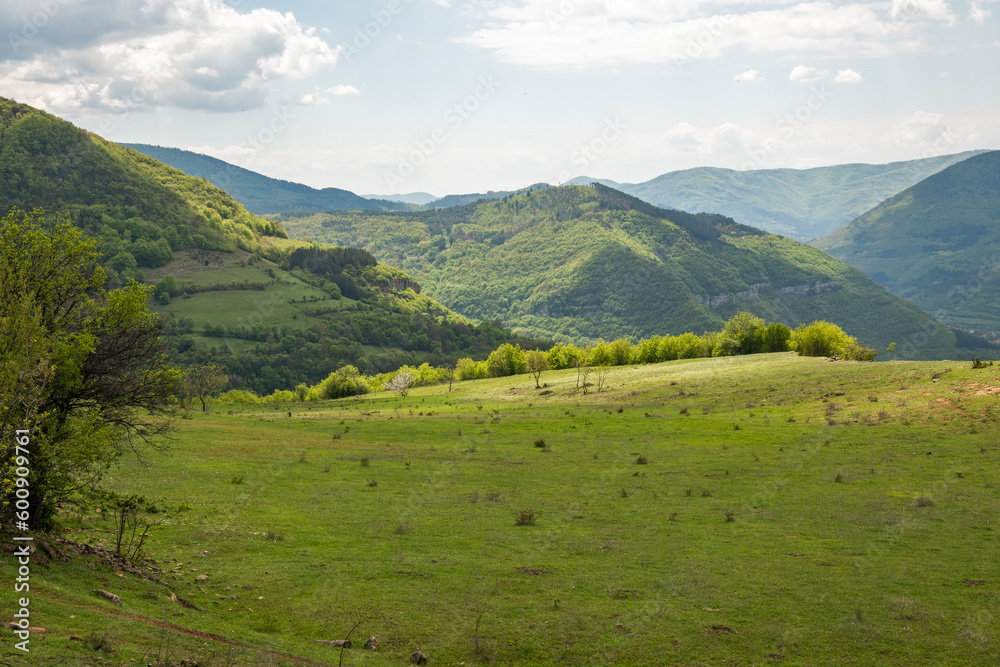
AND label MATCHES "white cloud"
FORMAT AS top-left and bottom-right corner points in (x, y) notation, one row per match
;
(894, 110), (950, 146)
(665, 121), (745, 155)
(734, 69), (764, 82)
(188, 144), (256, 159)
(789, 65), (830, 82)
(833, 68), (863, 83)
(298, 85), (361, 105)
(889, 0), (956, 24)
(453, 2), (943, 71)
(969, 1), (990, 24)
(0, 0), (339, 113)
